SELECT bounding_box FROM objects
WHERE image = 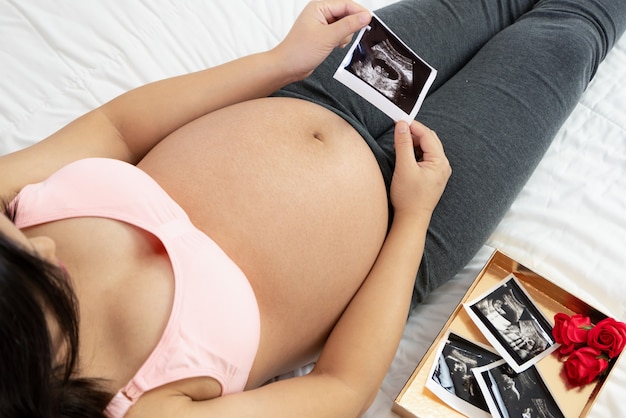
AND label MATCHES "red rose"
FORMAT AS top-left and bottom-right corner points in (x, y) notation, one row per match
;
(587, 317), (626, 358)
(564, 347), (609, 385)
(552, 313), (592, 355)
